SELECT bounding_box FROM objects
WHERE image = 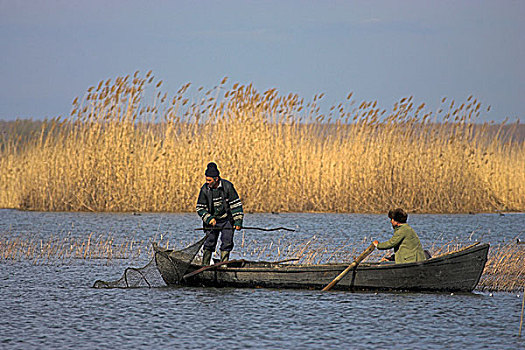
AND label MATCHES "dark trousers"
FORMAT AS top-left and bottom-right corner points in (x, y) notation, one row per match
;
(203, 219), (234, 252)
